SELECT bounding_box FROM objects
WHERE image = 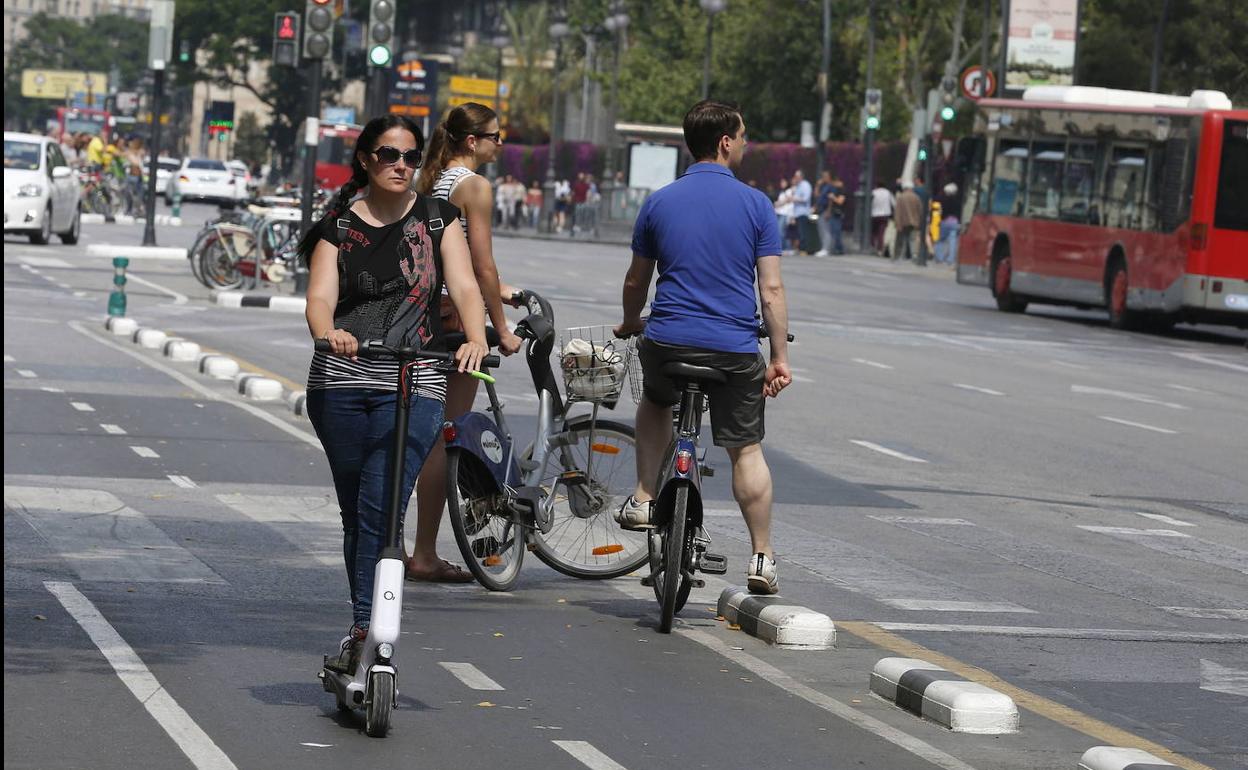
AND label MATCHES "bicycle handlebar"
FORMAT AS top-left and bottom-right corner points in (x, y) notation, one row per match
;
(314, 338), (500, 381)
